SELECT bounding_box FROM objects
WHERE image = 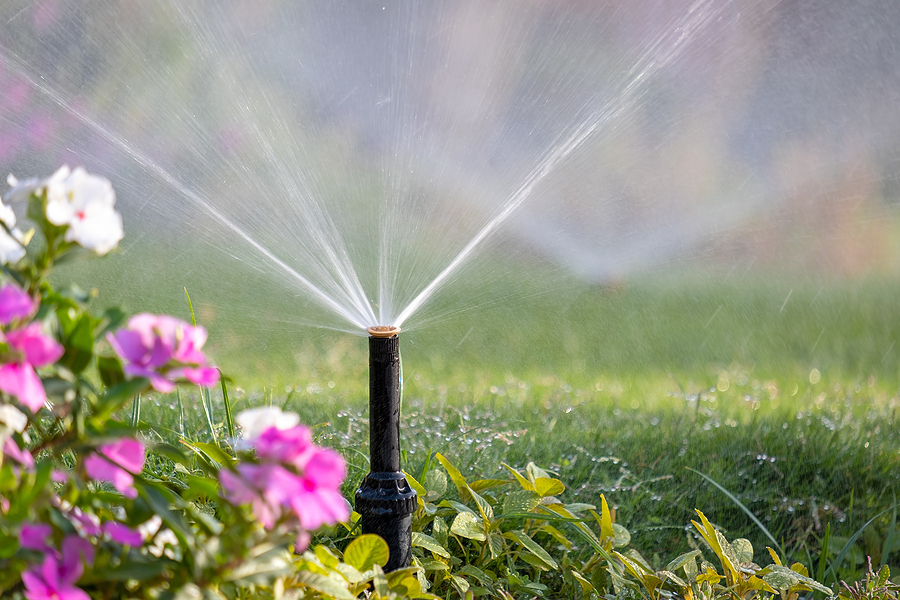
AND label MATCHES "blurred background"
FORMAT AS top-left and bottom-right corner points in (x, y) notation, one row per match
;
(1, 0), (900, 381)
